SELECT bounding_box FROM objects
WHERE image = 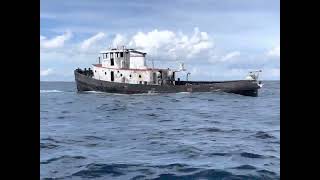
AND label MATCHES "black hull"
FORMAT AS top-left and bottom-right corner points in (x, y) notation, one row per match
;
(74, 70), (260, 96)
